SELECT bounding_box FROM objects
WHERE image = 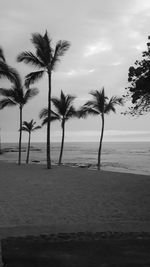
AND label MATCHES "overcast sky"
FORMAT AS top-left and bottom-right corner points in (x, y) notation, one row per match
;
(0, 0), (150, 142)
